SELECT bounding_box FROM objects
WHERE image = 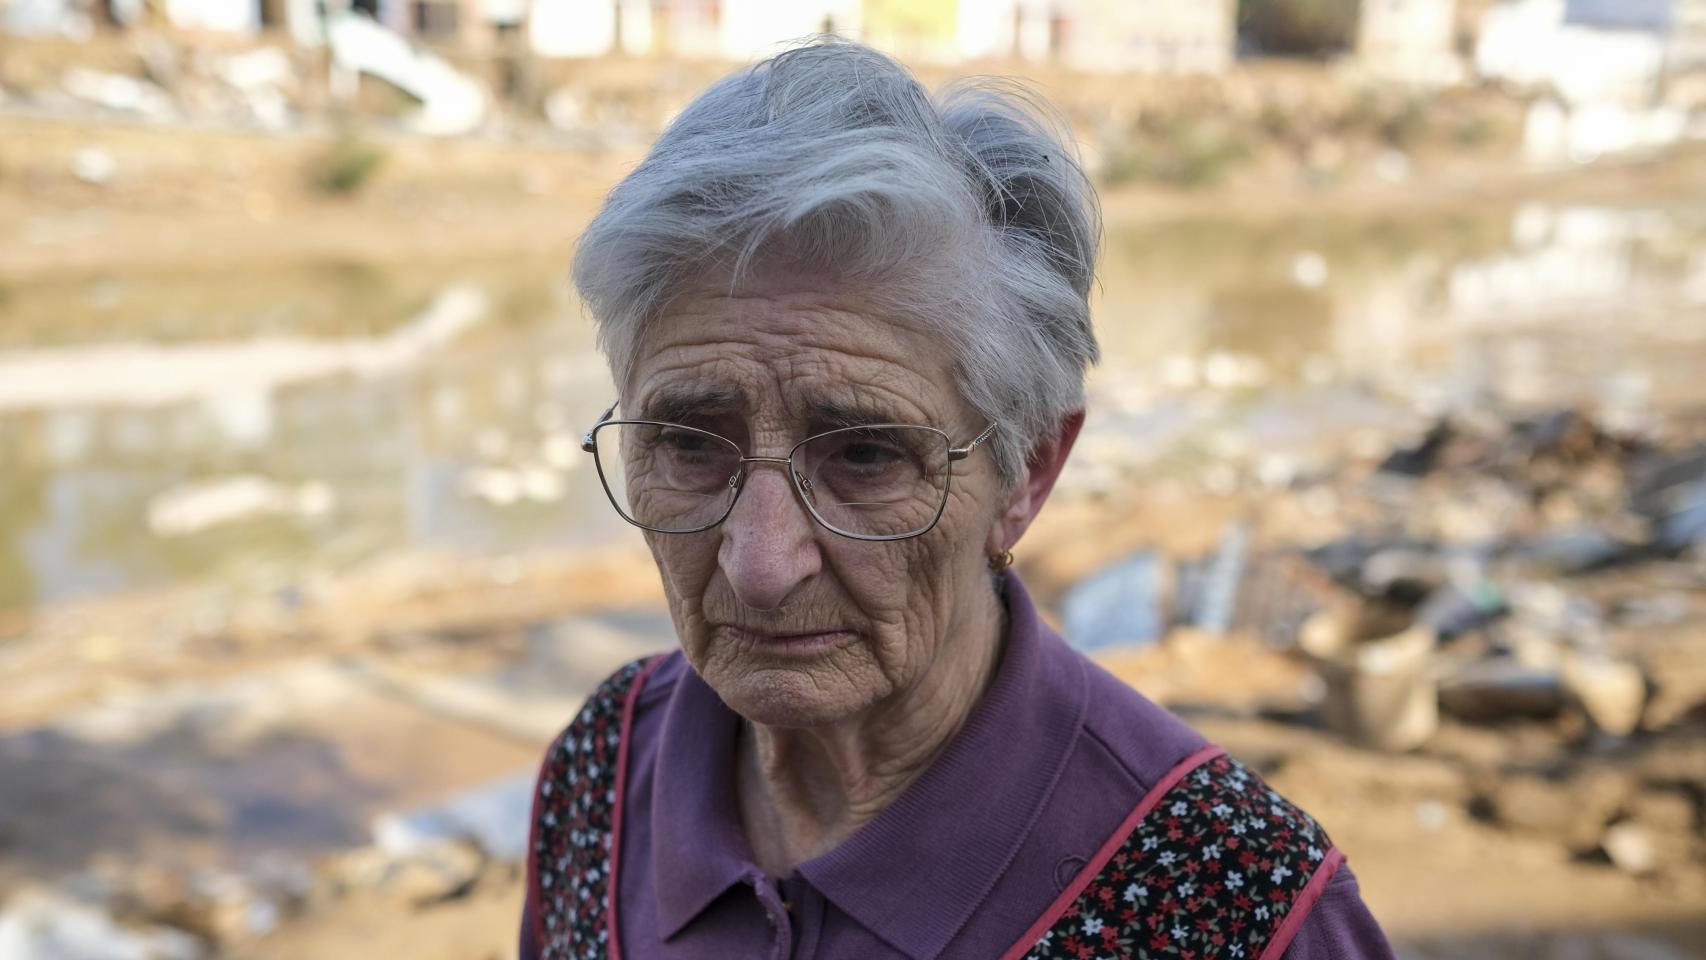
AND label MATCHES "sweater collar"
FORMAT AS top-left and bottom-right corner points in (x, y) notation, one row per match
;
(650, 572), (1088, 957)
